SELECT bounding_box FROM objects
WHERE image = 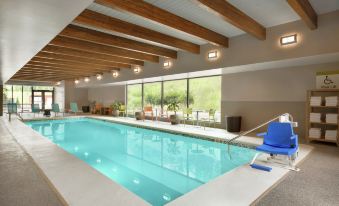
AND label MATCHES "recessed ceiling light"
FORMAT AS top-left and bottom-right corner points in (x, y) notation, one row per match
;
(96, 74), (103, 80)
(280, 34), (297, 45)
(74, 79), (79, 84)
(133, 66), (142, 74)
(112, 70), (119, 78)
(208, 50), (218, 59)
(84, 77), (90, 82)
